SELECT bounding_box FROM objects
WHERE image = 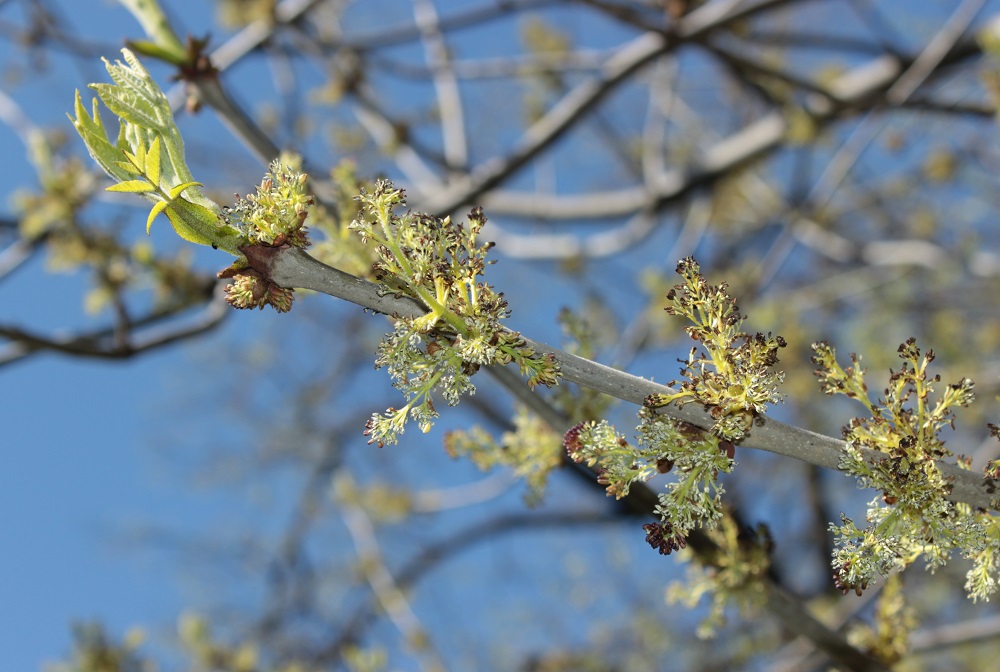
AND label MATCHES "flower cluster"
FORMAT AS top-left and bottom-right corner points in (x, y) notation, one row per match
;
(352, 180), (560, 447)
(812, 338), (997, 600)
(845, 574), (916, 665)
(222, 158), (313, 249)
(445, 406), (563, 505)
(216, 159), (314, 312)
(442, 308), (611, 503)
(565, 412), (735, 551)
(646, 257), (786, 442)
(566, 258), (782, 557)
(216, 267), (295, 313)
(666, 512), (773, 638)
(307, 161), (383, 281)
